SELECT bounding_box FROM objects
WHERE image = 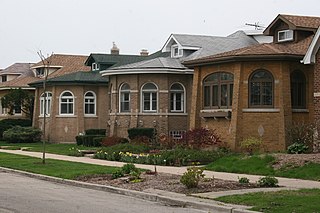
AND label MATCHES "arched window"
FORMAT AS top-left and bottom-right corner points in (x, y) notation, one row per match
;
(40, 92), (52, 116)
(170, 83), (185, 112)
(291, 70), (306, 109)
(203, 72), (234, 109)
(59, 91), (74, 115)
(249, 70), (273, 107)
(119, 83), (130, 112)
(84, 91), (96, 115)
(141, 83), (158, 112)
